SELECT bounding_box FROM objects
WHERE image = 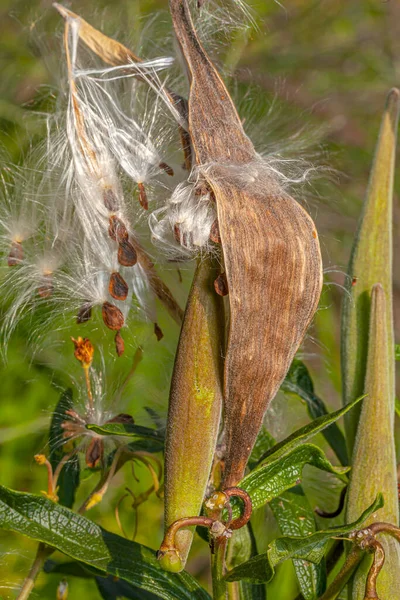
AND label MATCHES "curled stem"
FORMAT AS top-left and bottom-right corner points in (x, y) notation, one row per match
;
(364, 540), (385, 600)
